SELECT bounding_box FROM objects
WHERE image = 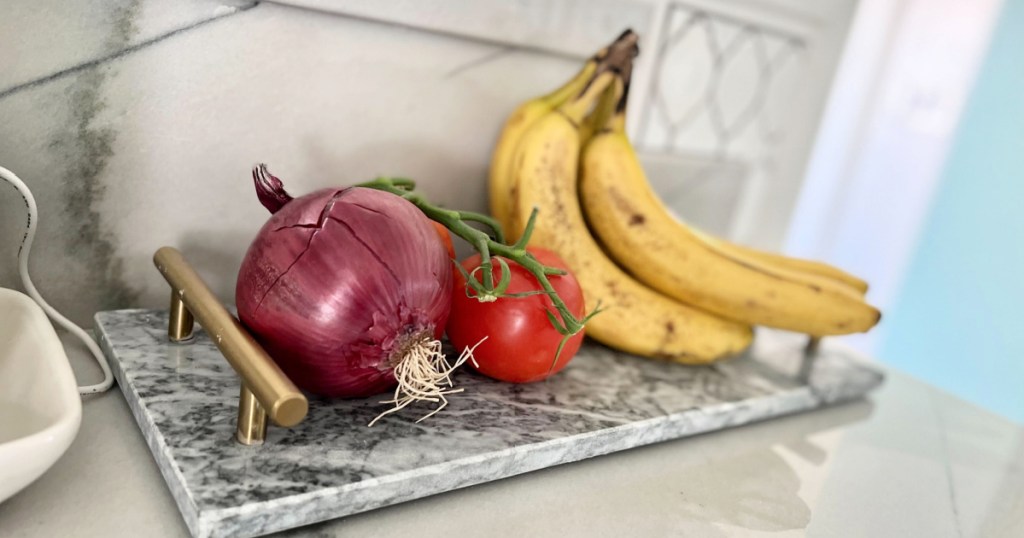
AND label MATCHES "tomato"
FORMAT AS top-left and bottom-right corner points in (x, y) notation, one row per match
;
(431, 221), (456, 259)
(446, 247), (586, 383)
